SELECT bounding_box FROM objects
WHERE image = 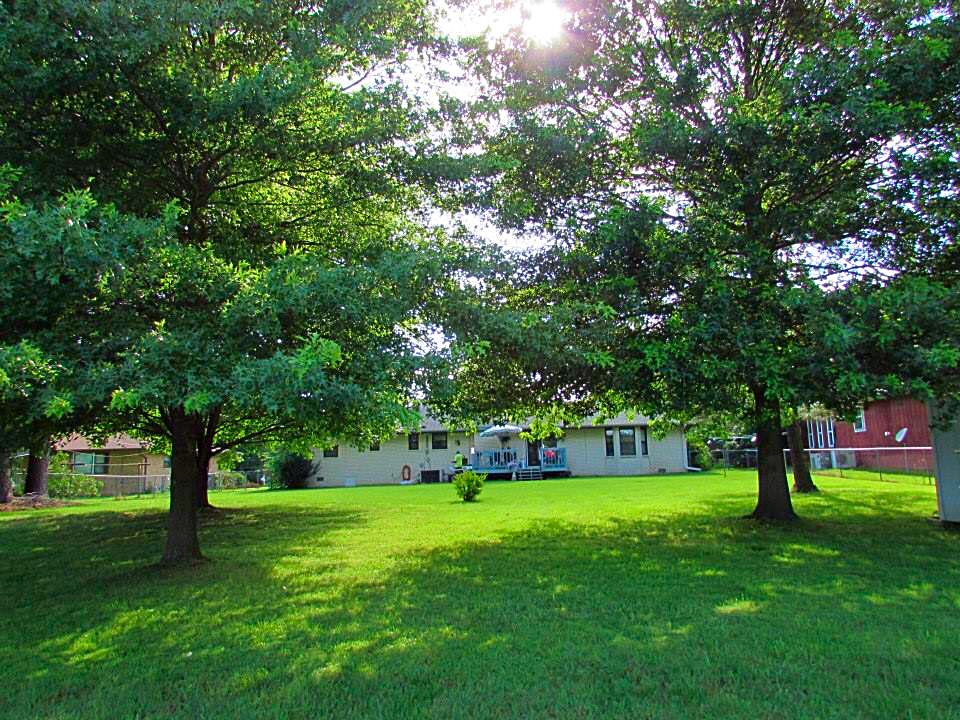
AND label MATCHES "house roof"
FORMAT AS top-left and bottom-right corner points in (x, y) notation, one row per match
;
(56, 434), (150, 452)
(412, 411), (653, 434)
